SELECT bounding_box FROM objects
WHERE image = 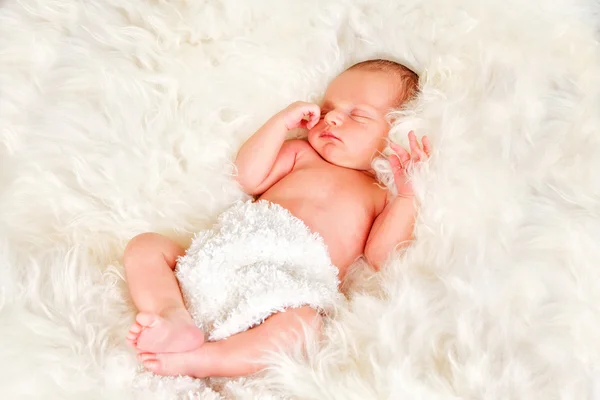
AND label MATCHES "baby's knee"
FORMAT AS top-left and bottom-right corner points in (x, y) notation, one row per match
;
(125, 232), (160, 254)
(124, 232), (184, 269)
(123, 232), (163, 265)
